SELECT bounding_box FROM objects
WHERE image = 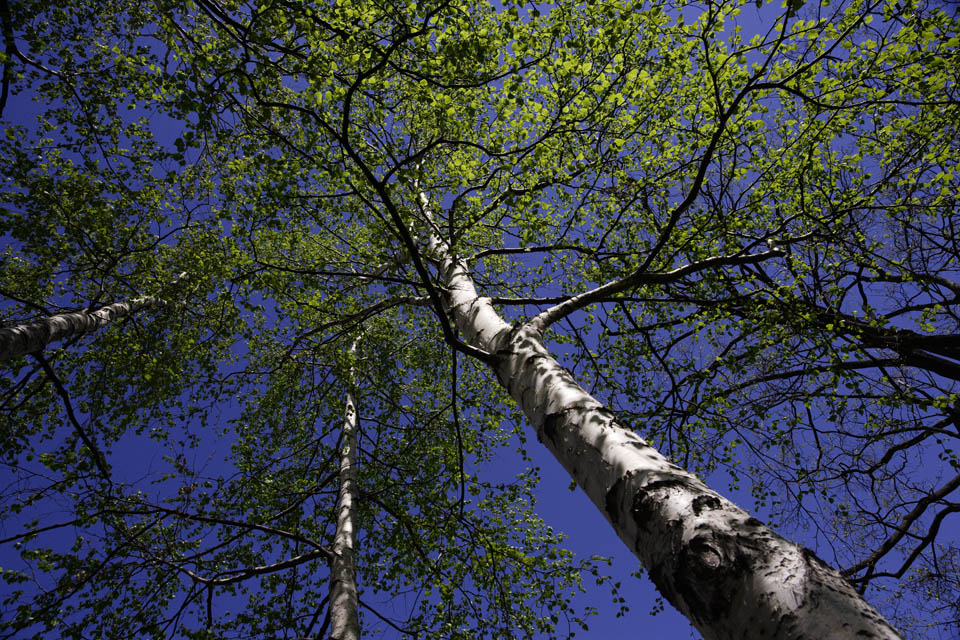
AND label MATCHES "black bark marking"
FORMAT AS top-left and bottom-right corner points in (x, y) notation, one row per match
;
(630, 478), (693, 533)
(631, 479), (759, 627)
(802, 546), (829, 568)
(542, 411), (562, 447)
(542, 406), (594, 448)
(691, 494), (721, 515)
(674, 533), (749, 626)
(605, 477), (625, 527)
